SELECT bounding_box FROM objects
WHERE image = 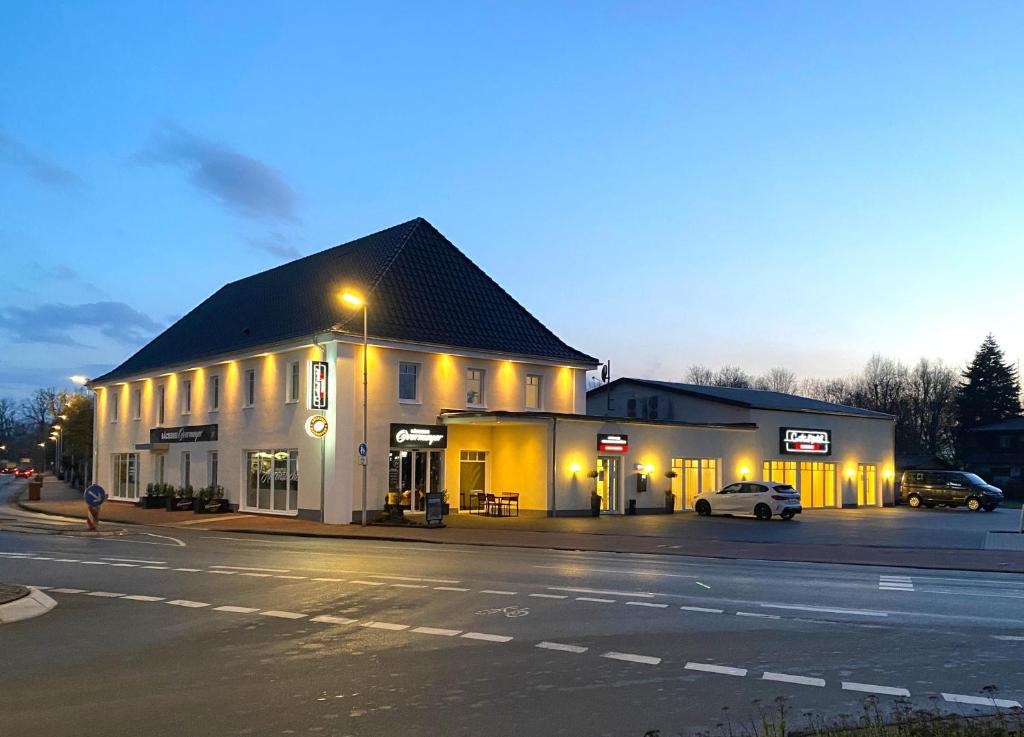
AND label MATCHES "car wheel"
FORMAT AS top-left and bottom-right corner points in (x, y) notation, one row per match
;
(967, 497), (982, 512)
(907, 494), (922, 508)
(754, 503), (772, 521)
(780, 510), (795, 520)
(695, 500), (711, 517)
